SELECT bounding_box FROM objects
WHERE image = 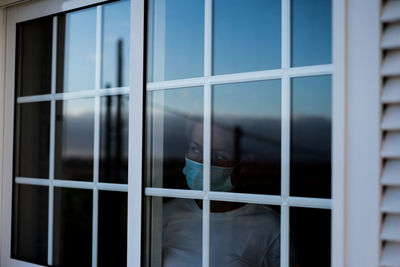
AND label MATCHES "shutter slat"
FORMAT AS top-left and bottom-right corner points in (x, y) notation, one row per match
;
(382, 187), (400, 214)
(381, 1), (400, 264)
(382, 50), (400, 76)
(382, 160), (400, 186)
(382, 0), (400, 23)
(382, 105), (400, 130)
(382, 132), (400, 158)
(382, 78), (400, 104)
(382, 23), (400, 49)
(381, 242), (400, 267)
(381, 215), (400, 241)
